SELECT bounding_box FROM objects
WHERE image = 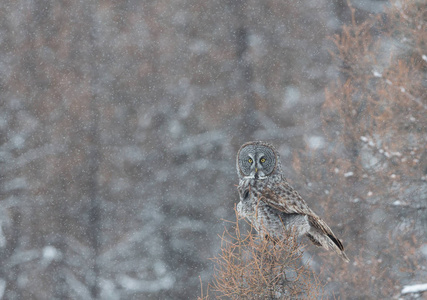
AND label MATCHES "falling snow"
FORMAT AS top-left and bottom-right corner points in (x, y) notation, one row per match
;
(0, 0), (426, 299)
